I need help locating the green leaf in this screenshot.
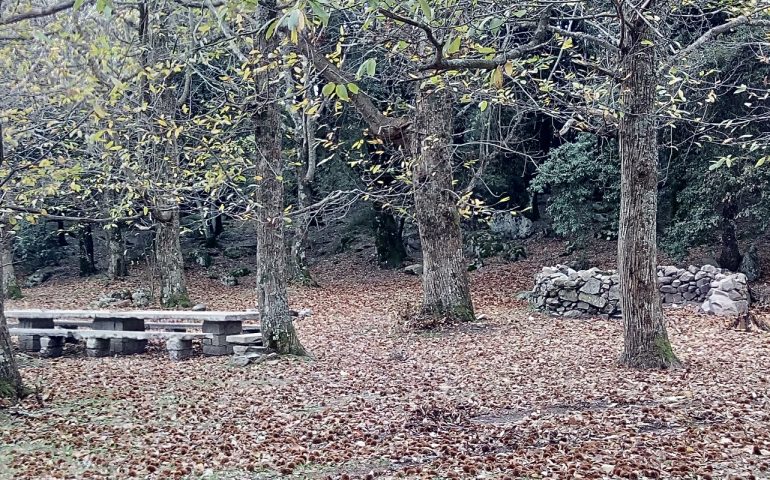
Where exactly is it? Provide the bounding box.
[734,84,747,94]
[335,83,349,101]
[756,156,767,167]
[445,35,461,55]
[265,18,280,39]
[479,100,488,112]
[417,0,432,21]
[356,58,376,79]
[74,0,86,11]
[308,0,330,26]
[322,82,336,96]
[347,83,360,95]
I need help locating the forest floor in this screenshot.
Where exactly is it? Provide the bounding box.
[2,243,770,479]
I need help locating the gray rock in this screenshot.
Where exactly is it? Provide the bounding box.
[404,264,423,276]
[660,285,678,294]
[220,274,238,287]
[578,292,607,308]
[563,310,584,318]
[580,278,602,295]
[701,264,718,274]
[132,289,151,307]
[193,250,212,268]
[687,265,699,274]
[680,272,695,283]
[663,266,679,276]
[26,268,53,288]
[664,293,684,304]
[230,355,252,367]
[488,212,534,239]
[683,292,697,301]
[558,289,578,302]
[658,276,673,285]
[739,245,761,282]
[608,285,620,301]
[718,277,738,292]
[192,303,207,311]
[701,290,749,316]
[671,280,681,288]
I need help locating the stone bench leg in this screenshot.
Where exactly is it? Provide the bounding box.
[39,337,64,358]
[93,318,146,355]
[18,318,54,352]
[166,338,193,361]
[201,321,241,356]
[86,338,110,358]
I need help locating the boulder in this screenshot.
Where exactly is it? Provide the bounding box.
[220,274,238,287]
[193,250,213,268]
[132,289,151,307]
[230,267,251,278]
[26,268,53,288]
[739,245,761,282]
[701,290,749,316]
[488,211,533,239]
[192,303,207,311]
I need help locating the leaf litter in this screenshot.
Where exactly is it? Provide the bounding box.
[1,253,769,479]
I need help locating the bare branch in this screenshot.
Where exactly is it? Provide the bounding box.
[0,0,75,26]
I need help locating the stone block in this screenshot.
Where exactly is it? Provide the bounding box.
[233,345,268,355]
[39,337,64,358]
[203,344,231,356]
[660,285,678,294]
[558,289,578,302]
[658,276,673,285]
[86,338,110,358]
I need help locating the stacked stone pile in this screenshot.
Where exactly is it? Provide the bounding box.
[531,264,749,317]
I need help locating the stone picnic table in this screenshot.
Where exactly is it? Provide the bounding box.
[5,309,259,356]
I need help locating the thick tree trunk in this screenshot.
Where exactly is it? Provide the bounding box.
[0,250,23,404]
[411,87,475,322]
[719,199,741,271]
[373,203,407,269]
[155,207,190,307]
[106,224,128,279]
[0,126,24,404]
[79,224,97,276]
[253,0,307,356]
[1,227,21,299]
[617,7,680,369]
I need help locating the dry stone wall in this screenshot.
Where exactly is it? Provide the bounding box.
[530,264,749,317]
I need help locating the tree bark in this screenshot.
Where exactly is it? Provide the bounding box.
[0,237,23,404]
[1,227,21,299]
[373,202,407,269]
[106,224,128,280]
[411,86,475,322]
[288,103,318,287]
[78,224,97,276]
[617,5,680,369]
[155,207,190,307]
[254,0,307,355]
[719,198,741,271]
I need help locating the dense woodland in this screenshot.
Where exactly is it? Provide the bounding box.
[1,0,770,476]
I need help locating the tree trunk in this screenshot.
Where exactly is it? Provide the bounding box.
[289,111,318,287]
[411,86,475,322]
[155,207,190,307]
[253,0,307,355]
[56,220,67,246]
[0,239,23,404]
[1,227,21,299]
[719,199,741,271]
[0,124,24,404]
[106,224,128,280]
[617,6,680,369]
[373,202,407,269]
[79,224,97,276]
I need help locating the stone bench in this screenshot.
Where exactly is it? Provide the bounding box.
[5,309,259,356]
[8,328,213,361]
